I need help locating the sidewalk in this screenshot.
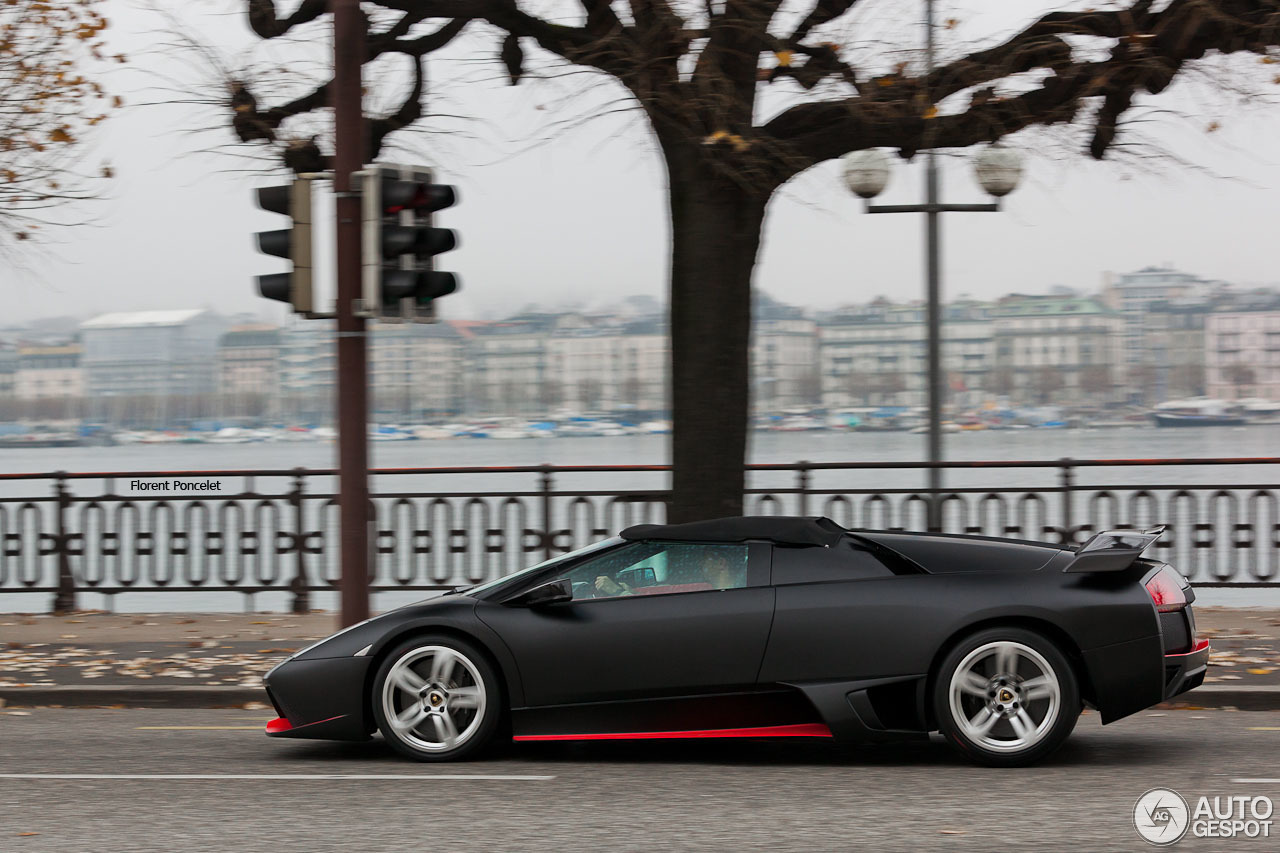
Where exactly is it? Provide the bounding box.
[1,608,1278,709]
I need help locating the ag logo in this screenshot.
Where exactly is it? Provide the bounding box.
[1134,788,1190,845]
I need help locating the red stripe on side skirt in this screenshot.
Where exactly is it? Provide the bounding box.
[513,723,833,742]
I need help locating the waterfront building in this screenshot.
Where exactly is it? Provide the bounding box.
[818,299,994,409]
[80,310,227,399]
[1205,309,1280,402]
[15,344,83,399]
[279,320,335,423]
[1102,266,1215,375]
[990,295,1124,406]
[369,321,465,419]
[752,298,819,412]
[612,316,668,415]
[465,314,556,416]
[1141,300,1210,402]
[0,344,15,400]
[217,325,280,415]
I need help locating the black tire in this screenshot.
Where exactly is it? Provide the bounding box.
[372,634,503,762]
[933,626,1081,767]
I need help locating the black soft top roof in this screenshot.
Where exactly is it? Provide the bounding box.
[620,516,846,547]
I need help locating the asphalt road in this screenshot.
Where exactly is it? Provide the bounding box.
[2,709,1279,852]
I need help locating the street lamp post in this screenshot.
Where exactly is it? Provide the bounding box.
[841,7,1023,531]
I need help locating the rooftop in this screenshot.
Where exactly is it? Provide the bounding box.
[81,310,207,329]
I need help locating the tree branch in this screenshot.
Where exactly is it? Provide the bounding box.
[762,0,1280,180]
[247,0,327,39]
[788,0,862,46]
[371,57,425,156]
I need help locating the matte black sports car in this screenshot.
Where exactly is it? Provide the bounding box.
[263,516,1208,766]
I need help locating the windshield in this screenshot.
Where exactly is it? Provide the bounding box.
[463,536,624,598]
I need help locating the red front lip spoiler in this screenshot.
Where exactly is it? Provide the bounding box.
[265,715,346,736]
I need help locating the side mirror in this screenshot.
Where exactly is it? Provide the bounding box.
[505,579,572,608]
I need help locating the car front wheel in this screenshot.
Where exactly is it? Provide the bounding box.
[934,627,1081,767]
[372,635,502,761]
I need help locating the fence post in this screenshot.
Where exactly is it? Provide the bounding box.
[1059,458,1075,546]
[540,464,554,562]
[51,471,76,614]
[796,461,811,517]
[288,468,311,613]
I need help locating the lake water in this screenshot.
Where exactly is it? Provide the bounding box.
[1,425,1277,611]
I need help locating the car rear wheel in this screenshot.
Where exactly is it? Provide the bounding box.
[934,627,1081,767]
[372,635,502,761]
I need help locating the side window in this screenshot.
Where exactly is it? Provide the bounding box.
[772,541,893,585]
[554,542,751,601]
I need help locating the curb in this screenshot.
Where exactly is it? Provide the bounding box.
[0,685,268,708]
[2,684,1278,711]
[1155,686,1280,712]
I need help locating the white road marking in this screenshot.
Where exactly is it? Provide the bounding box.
[136,726,264,731]
[0,773,554,781]
[1230,779,1280,784]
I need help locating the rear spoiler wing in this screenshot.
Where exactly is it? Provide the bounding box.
[1063,526,1165,573]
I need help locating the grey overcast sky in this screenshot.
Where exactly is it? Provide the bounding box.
[6,0,1280,326]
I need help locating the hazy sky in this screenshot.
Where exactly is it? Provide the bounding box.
[6,0,1280,326]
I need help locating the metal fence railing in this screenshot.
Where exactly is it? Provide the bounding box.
[1,457,1276,612]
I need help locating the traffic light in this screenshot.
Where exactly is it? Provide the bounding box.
[361,165,460,322]
[254,179,313,314]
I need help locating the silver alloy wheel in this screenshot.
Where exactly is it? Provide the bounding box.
[947,640,1062,754]
[380,645,487,753]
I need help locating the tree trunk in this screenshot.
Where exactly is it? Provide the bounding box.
[662,142,768,523]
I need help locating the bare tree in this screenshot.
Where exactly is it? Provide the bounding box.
[1170,361,1206,397]
[538,377,563,411]
[224,1,1280,521]
[0,1,119,244]
[619,374,643,410]
[1224,363,1257,398]
[842,371,872,407]
[1032,365,1065,405]
[577,377,604,412]
[796,366,823,408]
[989,367,1016,400]
[1127,362,1158,406]
[1079,364,1114,401]
[875,371,906,405]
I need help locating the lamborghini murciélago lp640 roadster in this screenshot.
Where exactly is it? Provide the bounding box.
[263,516,1209,766]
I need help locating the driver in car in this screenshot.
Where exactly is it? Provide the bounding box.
[594,550,739,596]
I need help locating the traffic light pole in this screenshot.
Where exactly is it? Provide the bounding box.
[333,0,370,627]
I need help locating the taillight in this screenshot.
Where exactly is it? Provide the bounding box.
[1146,565,1188,612]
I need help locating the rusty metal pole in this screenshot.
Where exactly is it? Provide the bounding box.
[333,0,370,627]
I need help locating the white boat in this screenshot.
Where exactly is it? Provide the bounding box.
[411,425,455,440]
[206,427,258,444]
[489,426,534,440]
[775,416,825,432]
